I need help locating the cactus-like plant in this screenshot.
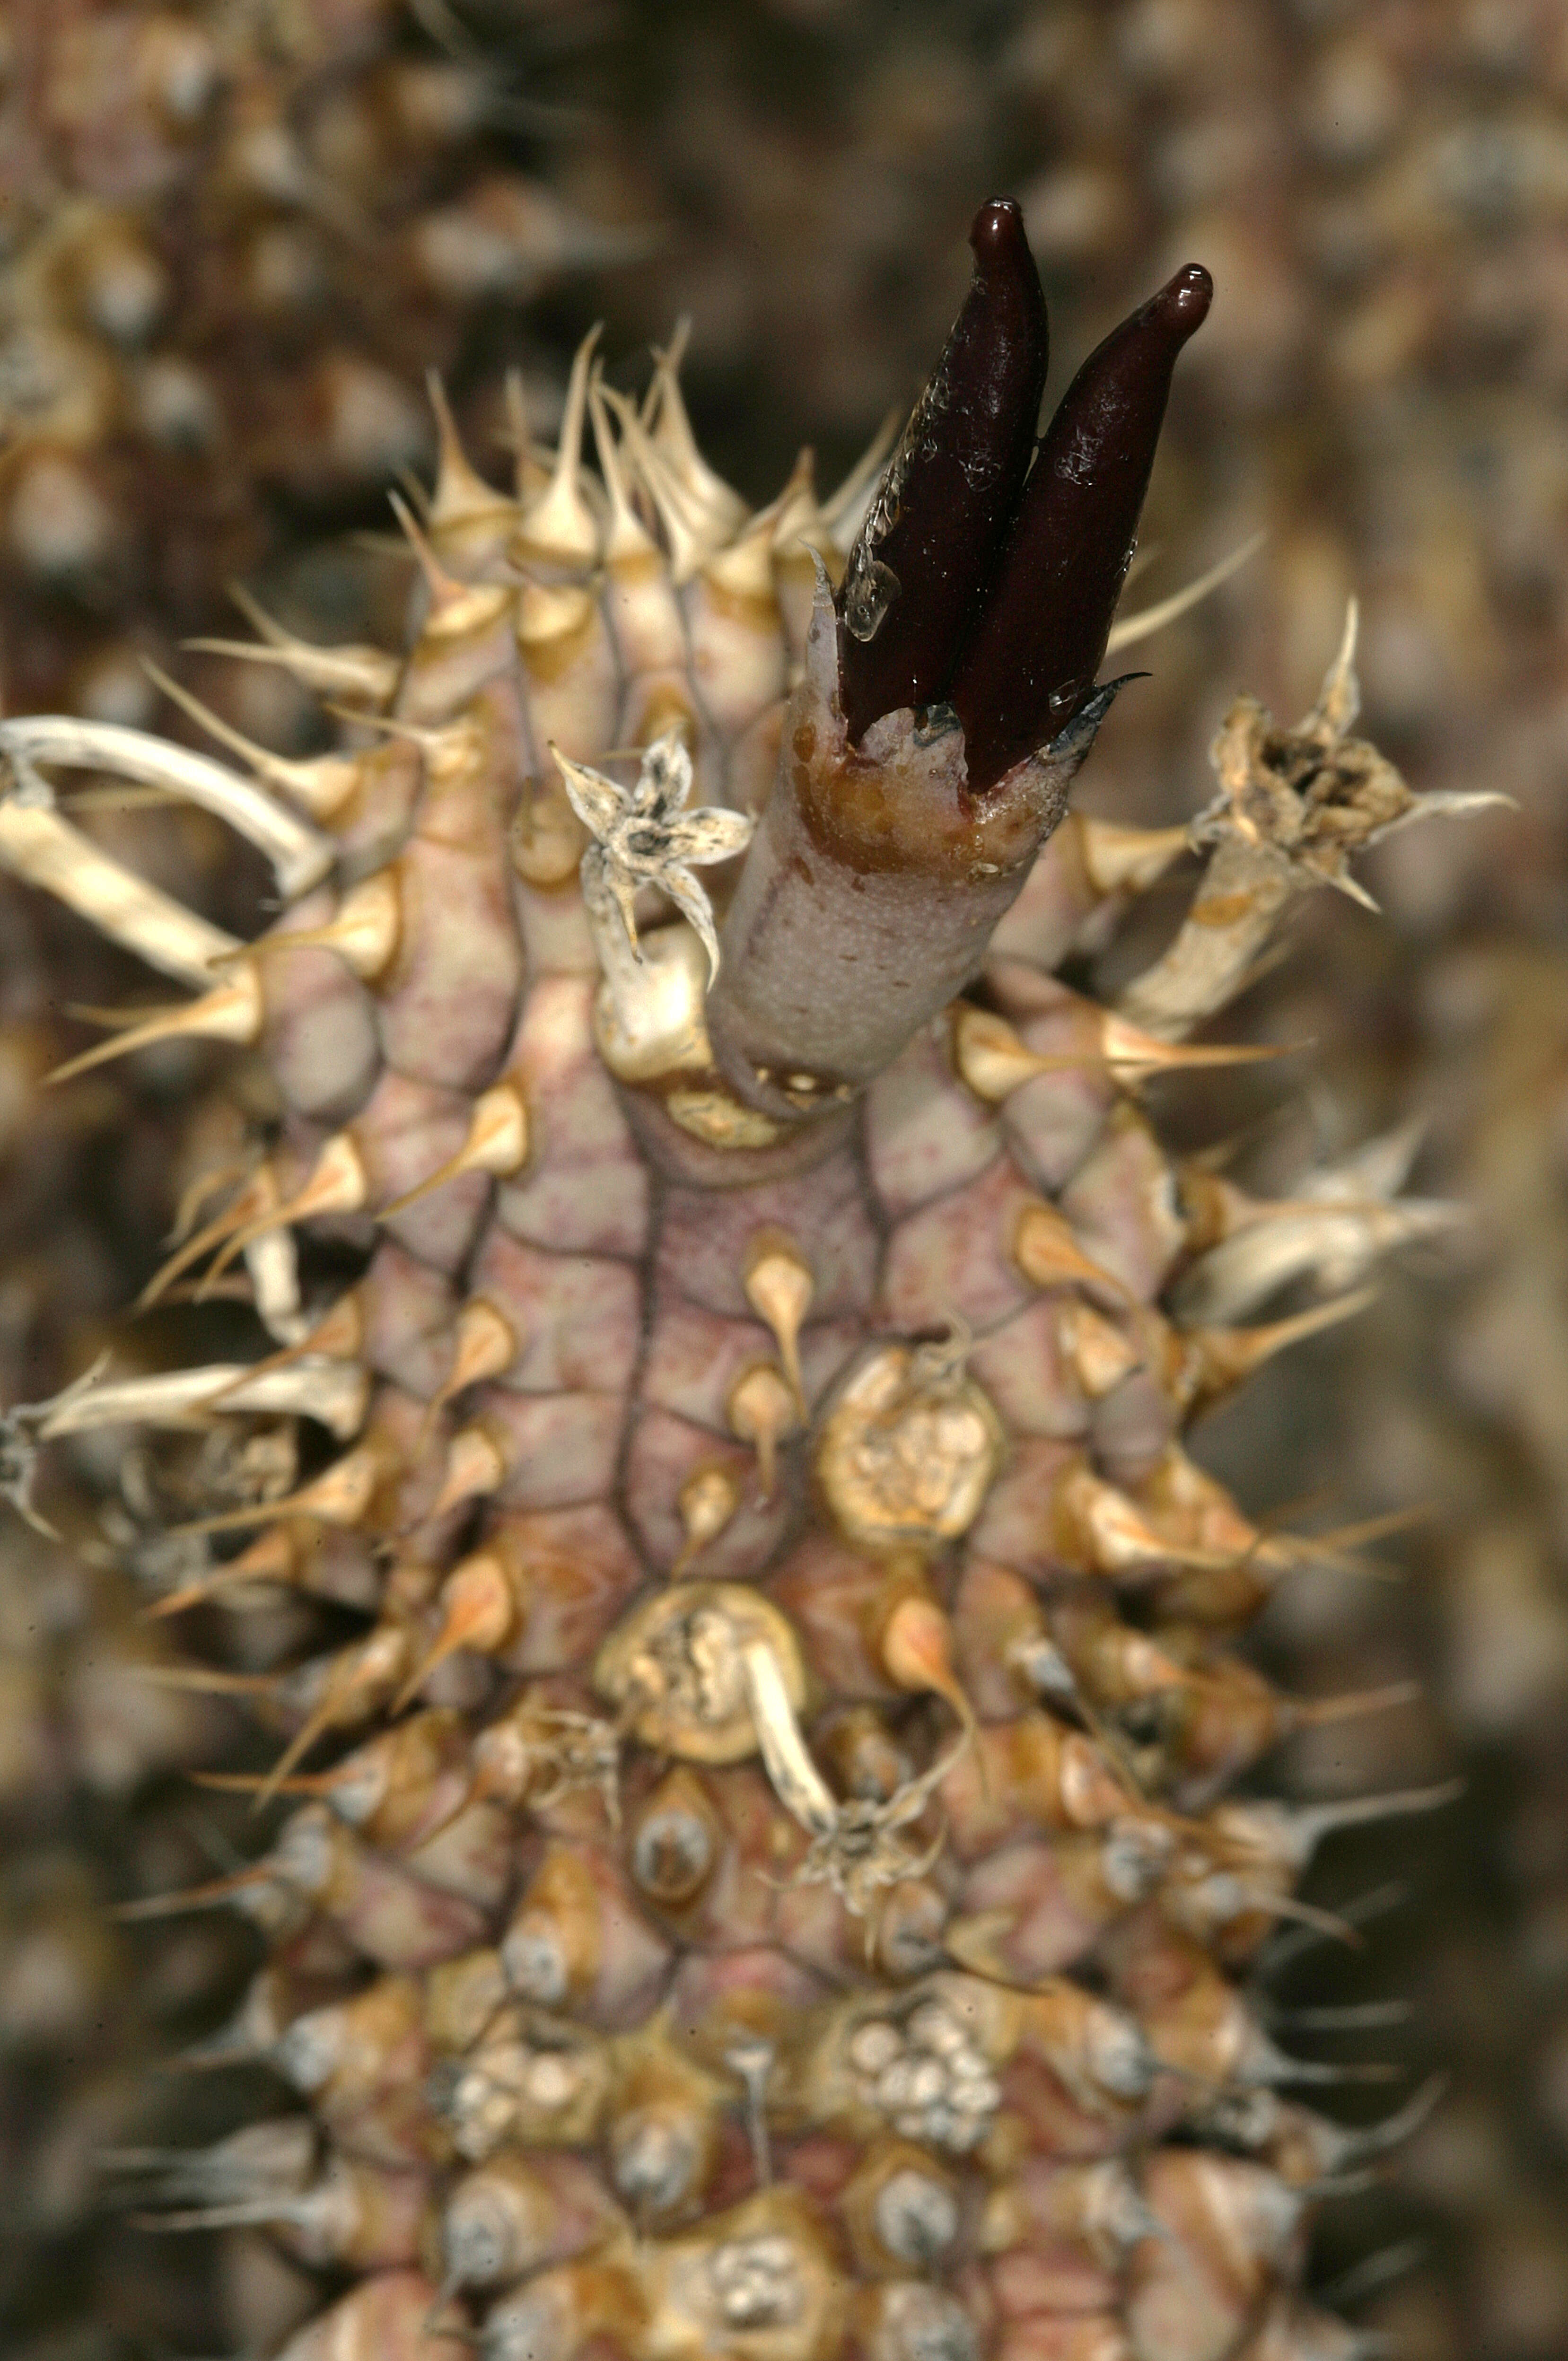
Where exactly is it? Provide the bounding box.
[0,201,1495,2361]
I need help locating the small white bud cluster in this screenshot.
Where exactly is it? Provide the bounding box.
[847,2001,1001,2152]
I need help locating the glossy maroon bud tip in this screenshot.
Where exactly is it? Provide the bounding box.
[950,261,1213,793]
[1162,262,1214,330]
[837,196,1049,743]
[969,197,1029,266]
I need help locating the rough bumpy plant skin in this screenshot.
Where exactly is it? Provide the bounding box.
[593,15,1568,2348]
[0,205,1488,2361]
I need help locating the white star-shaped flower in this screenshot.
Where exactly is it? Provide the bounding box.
[551,732,753,987]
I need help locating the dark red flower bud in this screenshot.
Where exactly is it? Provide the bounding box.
[950,263,1212,793]
[837,198,1049,743]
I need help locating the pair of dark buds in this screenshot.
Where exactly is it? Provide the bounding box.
[836,196,1211,793]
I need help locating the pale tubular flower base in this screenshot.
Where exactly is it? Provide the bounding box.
[705,566,1118,1121]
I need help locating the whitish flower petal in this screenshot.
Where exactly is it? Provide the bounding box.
[640,732,695,817]
[552,745,627,845]
[663,866,725,983]
[670,806,755,869]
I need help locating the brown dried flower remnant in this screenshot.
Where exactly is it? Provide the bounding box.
[1122,603,1509,1039]
[556,733,753,1014]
